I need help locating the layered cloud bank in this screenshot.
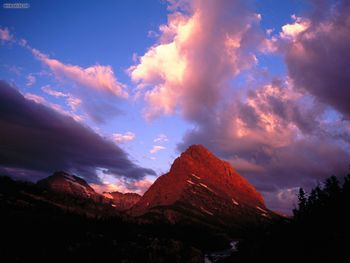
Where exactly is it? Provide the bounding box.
[0,81,155,183]
[131,0,350,213]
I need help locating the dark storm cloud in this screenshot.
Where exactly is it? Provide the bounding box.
[283,0,350,118]
[0,81,155,182]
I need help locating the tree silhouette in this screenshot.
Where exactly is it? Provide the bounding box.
[294,187,307,218]
[234,170,350,262]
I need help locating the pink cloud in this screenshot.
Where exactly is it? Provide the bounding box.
[91,177,155,195]
[41,85,67,97]
[129,0,263,120]
[133,177,154,193]
[91,182,130,194]
[280,15,310,41]
[32,48,128,98]
[149,145,166,154]
[112,132,136,143]
[24,93,46,104]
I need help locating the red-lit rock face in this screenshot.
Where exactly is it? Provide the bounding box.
[131,145,272,225]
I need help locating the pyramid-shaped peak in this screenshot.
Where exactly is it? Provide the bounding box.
[182,144,215,158]
[131,144,268,218]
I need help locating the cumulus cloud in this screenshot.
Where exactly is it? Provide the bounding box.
[0,81,155,183]
[280,15,310,41]
[150,145,166,154]
[178,79,350,213]
[129,0,264,120]
[32,48,128,98]
[281,0,350,118]
[113,132,136,143]
[131,0,350,213]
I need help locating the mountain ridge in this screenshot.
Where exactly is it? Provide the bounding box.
[37,171,97,199]
[130,144,276,230]
[4,145,278,230]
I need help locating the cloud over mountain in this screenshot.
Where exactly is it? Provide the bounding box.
[0,81,155,183]
[132,0,350,213]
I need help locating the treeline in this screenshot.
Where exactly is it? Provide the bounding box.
[229,172,350,262]
[294,175,350,220]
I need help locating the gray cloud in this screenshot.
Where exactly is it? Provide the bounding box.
[283,0,350,118]
[0,81,155,183]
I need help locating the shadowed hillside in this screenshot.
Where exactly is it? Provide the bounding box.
[227,172,350,262]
